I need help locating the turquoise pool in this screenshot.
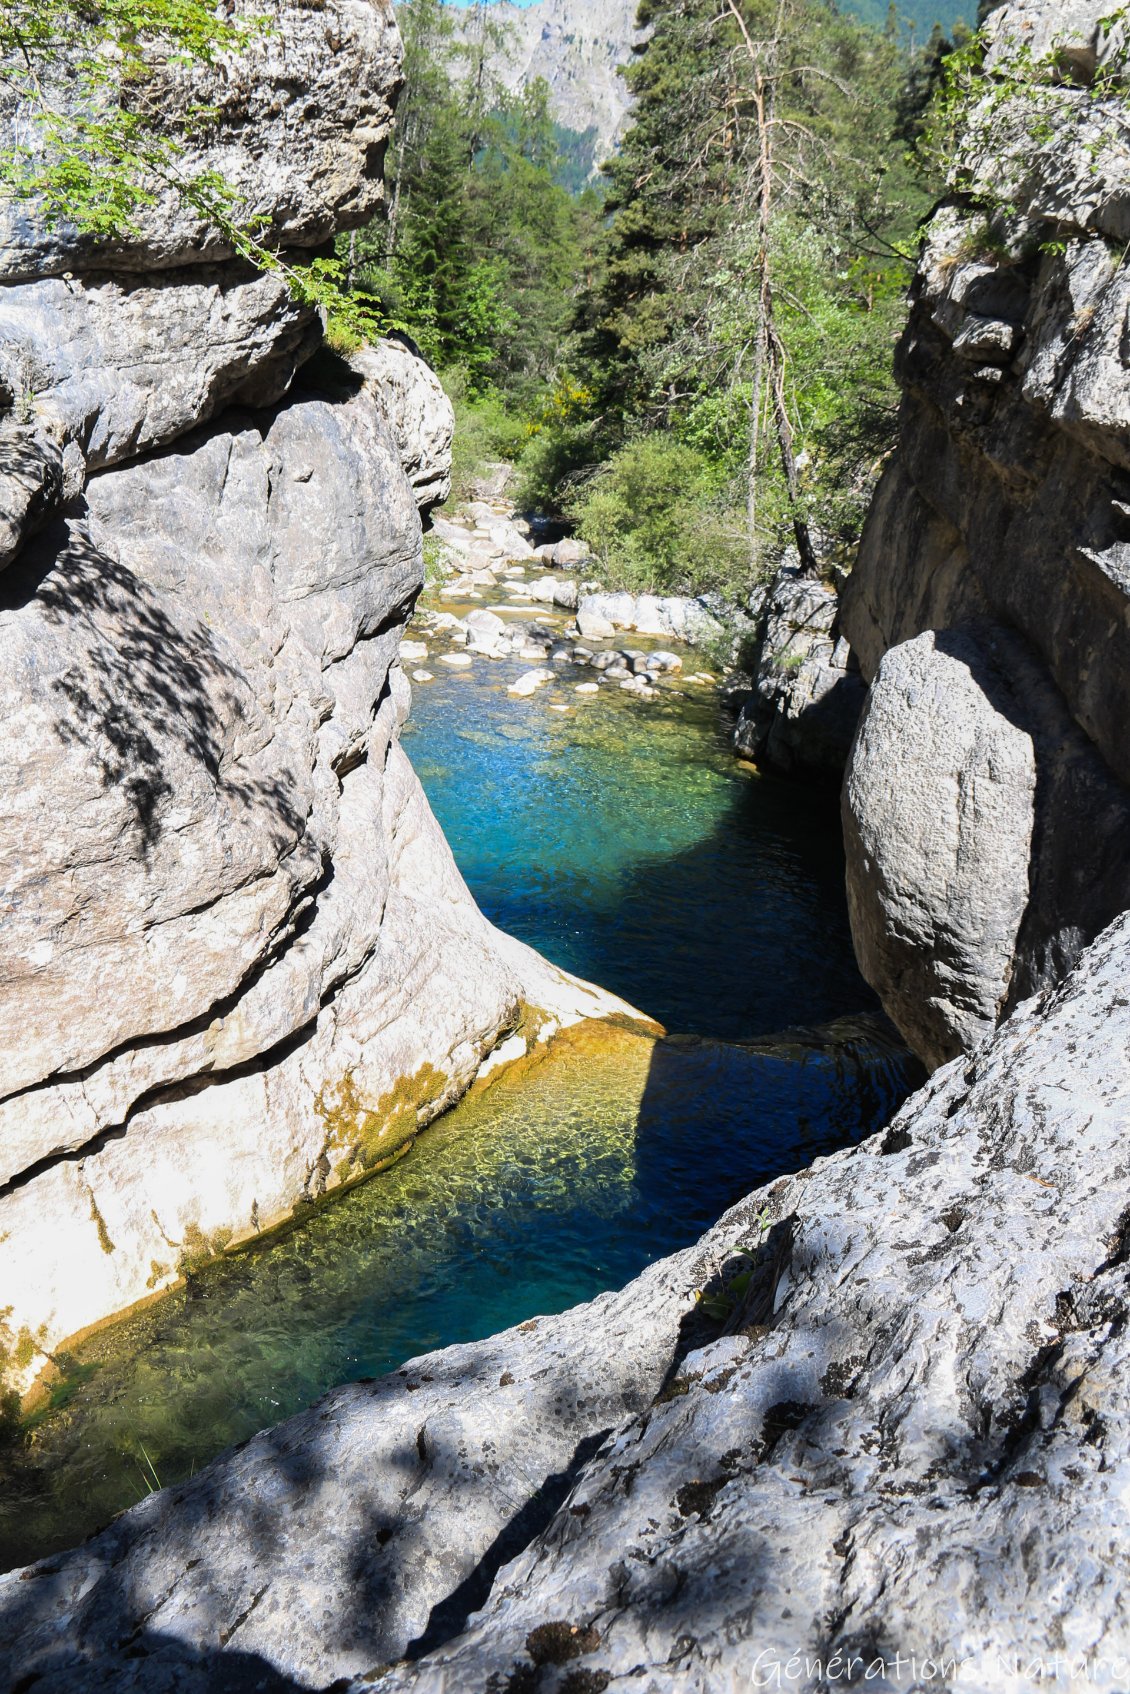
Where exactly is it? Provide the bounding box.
[0,611,917,1571]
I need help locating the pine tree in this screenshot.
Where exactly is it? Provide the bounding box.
[572,0,938,577]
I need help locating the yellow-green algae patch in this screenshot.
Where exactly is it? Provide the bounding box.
[87,1189,115,1256]
[315,1061,452,1185]
[177,1222,233,1277]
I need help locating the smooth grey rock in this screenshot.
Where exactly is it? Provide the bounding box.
[8,911,1130,1692]
[843,630,1036,1067]
[549,536,591,567]
[352,336,454,509]
[0,264,316,474]
[0,0,401,279]
[464,607,509,655]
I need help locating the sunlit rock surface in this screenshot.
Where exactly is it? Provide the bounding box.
[5,911,1129,1693]
[0,0,637,1398]
[841,0,1130,1063]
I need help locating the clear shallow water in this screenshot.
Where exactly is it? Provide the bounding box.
[0,611,919,1572]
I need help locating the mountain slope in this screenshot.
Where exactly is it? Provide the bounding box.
[444,0,975,172]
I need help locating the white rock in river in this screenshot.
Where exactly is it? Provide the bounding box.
[439,651,474,668]
[526,575,580,611]
[577,605,616,639]
[550,536,591,566]
[508,668,553,697]
[399,639,429,661]
[488,521,535,559]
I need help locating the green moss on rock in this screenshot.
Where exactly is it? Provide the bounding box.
[316,1062,450,1184]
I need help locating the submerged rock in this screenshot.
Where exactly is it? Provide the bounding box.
[507,667,553,697]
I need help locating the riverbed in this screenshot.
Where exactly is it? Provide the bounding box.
[0,575,917,1572]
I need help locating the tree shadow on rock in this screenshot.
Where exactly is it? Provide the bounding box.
[4,516,306,861]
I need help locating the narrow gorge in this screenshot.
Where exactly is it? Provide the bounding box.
[2,0,1130,1689]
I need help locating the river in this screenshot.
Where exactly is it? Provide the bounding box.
[0,579,918,1572]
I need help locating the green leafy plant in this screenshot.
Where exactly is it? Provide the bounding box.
[918,6,1130,233]
[569,437,748,596]
[0,0,391,341]
[696,1208,772,1323]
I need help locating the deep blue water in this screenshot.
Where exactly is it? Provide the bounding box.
[402,649,866,1038]
[0,614,917,1572]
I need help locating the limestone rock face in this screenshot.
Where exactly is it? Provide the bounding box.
[0,368,635,1397]
[352,336,455,509]
[840,0,1130,1060]
[733,563,865,777]
[0,266,317,479]
[7,911,1130,1692]
[0,0,401,280]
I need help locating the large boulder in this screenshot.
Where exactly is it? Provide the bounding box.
[351,335,454,509]
[842,631,1036,1066]
[6,909,1130,1691]
[574,590,726,644]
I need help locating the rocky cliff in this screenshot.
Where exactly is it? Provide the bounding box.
[840,0,1130,1068]
[0,0,637,1404]
[448,0,641,169]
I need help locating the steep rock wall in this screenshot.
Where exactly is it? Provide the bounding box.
[841,0,1130,1067]
[0,0,638,1400]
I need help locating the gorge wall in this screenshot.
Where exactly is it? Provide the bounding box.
[0,0,635,1403]
[839,0,1130,1067]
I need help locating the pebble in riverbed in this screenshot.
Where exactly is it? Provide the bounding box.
[412,670,434,683]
